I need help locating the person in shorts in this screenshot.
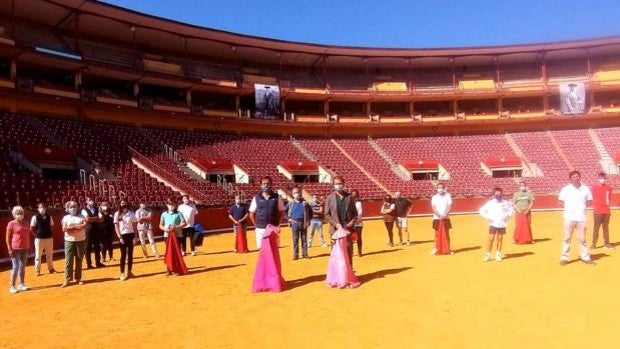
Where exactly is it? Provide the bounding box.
[479,187,514,262]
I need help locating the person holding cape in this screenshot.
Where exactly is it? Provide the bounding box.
[159,197,188,276]
[512,181,534,244]
[251,224,284,293]
[430,183,453,255]
[326,227,360,289]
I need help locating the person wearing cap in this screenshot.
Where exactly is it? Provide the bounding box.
[590,172,614,249]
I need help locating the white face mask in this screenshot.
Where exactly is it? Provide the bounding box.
[598,178,606,184]
[38,208,46,215]
[15,214,24,221]
[235,199,241,205]
[182,199,189,204]
[520,186,526,192]
[334,184,344,191]
[101,206,108,211]
[437,188,445,194]
[87,200,94,207]
[69,208,78,215]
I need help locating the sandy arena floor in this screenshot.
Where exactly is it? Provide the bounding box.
[1,211,619,348]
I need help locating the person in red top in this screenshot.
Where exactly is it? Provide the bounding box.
[5,206,31,294]
[590,172,614,249]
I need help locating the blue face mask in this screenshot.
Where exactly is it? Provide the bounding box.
[261,184,271,192]
[495,194,503,201]
[69,208,78,215]
[334,184,344,191]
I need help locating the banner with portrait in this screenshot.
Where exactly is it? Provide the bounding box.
[559,82,585,115]
[254,84,280,119]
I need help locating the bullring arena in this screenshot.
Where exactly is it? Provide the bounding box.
[2,1,620,348]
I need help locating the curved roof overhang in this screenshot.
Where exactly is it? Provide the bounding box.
[3,0,620,68]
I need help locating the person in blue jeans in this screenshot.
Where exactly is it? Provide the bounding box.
[308,195,328,248]
[285,187,312,260]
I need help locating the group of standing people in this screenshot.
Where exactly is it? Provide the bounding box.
[3,170,615,294]
[4,194,200,293]
[250,175,362,292]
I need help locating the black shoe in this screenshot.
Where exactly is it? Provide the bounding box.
[292,256,298,260]
[303,255,310,259]
[96,263,105,268]
[86,264,93,269]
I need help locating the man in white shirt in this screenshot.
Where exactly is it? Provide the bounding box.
[479,187,514,262]
[431,183,453,255]
[558,170,595,266]
[178,195,199,256]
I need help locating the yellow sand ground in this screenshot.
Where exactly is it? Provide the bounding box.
[1,211,619,349]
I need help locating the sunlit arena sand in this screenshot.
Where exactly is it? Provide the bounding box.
[1,211,618,348]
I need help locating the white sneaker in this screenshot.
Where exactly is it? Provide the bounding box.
[16,284,28,291]
[191,251,196,256]
[430,248,438,255]
[495,252,503,262]
[8,286,18,294]
[182,251,186,256]
[119,273,126,281]
[483,252,491,262]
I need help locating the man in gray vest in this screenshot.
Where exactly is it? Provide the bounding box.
[249,176,284,249]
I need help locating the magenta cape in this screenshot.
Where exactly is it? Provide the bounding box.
[326,228,360,289]
[513,213,533,244]
[164,233,188,275]
[252,224,285,293]
[435,220,451,255]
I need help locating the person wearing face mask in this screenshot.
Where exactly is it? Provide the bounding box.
[228,195,249,253]
[324,176,358,267]
[479,188,514,262]
[249,176,285,249]
[159,197,187,275]
[60,201,87,287]
[558,170,595,266]
[350,190,364,257]
[307,195,327,248]
[5,206,31,293]
[393,191,413,246]
[380,195,396,246]
[178,195,199,256]
[136,202,159,258]
[82,197,104,269]
[99,201,115,263]
[512,181,534,244]
[284,187,312,260]
[590,172,613,250]
[114,200,138,281]
[430,183,453,255]
[30,202,56,276]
